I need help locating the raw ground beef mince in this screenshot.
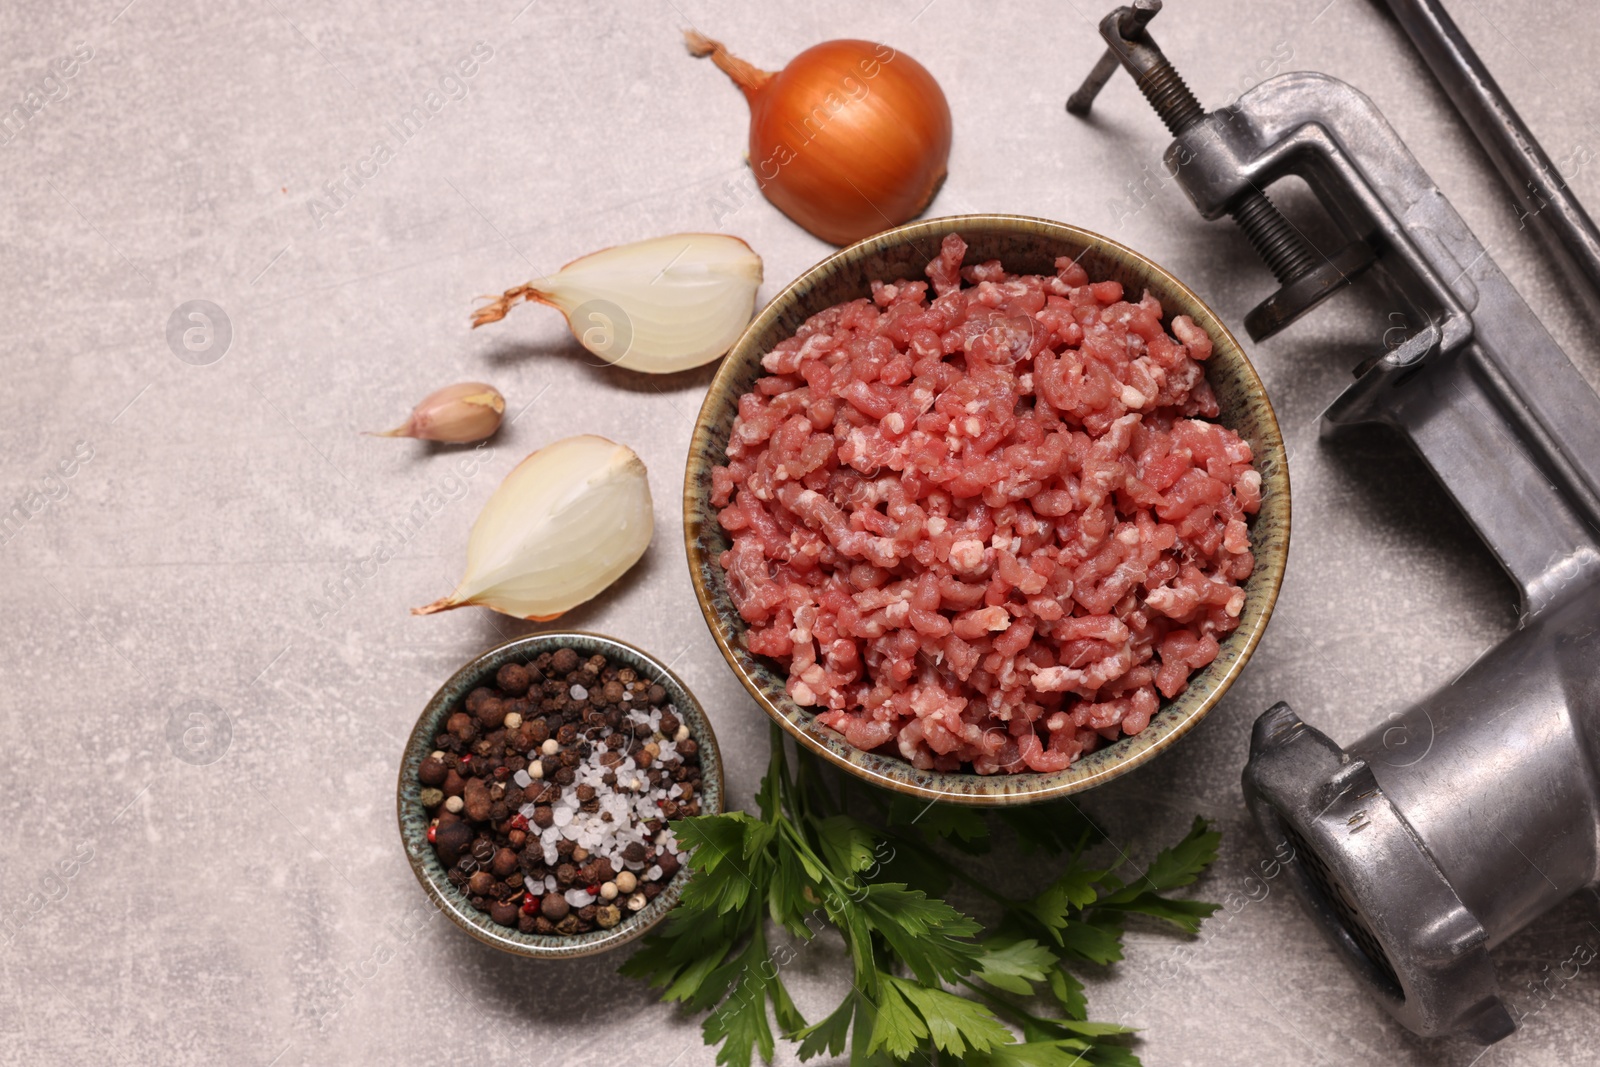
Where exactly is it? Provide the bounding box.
[711,234,1261,774]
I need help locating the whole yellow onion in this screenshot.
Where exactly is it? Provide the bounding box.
[687,31,953,246]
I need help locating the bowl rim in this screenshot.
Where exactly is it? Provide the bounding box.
[396,630,726,959]
[683,212,1288,805]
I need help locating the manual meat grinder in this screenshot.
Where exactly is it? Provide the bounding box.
[1069,0,1600,1044]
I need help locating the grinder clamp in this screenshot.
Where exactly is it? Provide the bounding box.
[1070,0,1600,1044]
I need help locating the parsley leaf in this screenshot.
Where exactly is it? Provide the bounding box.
[624,725,1222,1066]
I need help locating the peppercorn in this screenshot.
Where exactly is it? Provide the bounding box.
[556,863,578,887]
[657,851,681,879]
[471,838,495,864]
[554,766,576,786]
[443,795,464,815]
[556,723,577,745]
[447,712,478,743]
[595,904,622,928]
[577,903,598,923]
[434,819,473,866]
[507,829,528,849]
[477,698,508,730]
[532,805,553,829]
[462,778,492,821]
[642,882,662,901]
[503,712,523,731]
[489,899,519,925]
[496,662,532,695]
[550,648,579,674]
[614,870,638,894]
[648,683,667,705]
[533,916,556,935]
[626,892,647,912]
[541,893,570,921]
[517,912,538,934]
[466,687,496,714]
[623,842,646,865]
[555,913,582,936]
[468,870,496,896]
[601,680,625,704]
[442,769,467,798]
[418,756,449,787]
[679,739,698,756]
[658,711,680,738]
[419,788,444,810]
[556,838,577,859]
[490,847,519,878]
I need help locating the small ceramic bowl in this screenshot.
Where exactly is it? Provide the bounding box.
[397,631,725,958]
[684,214,1288,806]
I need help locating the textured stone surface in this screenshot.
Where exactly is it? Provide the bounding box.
[2,1,1596,1064]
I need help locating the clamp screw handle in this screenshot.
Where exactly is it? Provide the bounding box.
[1068,1,1373,340]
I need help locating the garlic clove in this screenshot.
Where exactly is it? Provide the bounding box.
[471,233,762,374]
[412,435,654,620]
[371,382,505,444]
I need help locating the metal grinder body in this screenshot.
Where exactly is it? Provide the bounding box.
[1070,1,1600,1044]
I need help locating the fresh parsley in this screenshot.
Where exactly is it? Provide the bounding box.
[621,724,1221,1065]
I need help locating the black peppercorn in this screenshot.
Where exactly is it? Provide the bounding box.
[496,663,532,695]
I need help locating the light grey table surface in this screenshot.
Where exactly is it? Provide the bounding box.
[4,0,1597,1063]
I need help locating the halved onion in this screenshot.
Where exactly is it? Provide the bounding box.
[413,435,654,620]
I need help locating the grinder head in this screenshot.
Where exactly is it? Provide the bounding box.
[1243,703,1515,1043]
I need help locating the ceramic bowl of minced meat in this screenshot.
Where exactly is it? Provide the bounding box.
[685,214,1288,804]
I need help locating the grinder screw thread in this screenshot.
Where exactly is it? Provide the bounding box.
[1130,46,1321,288]
[1229,190,1322,284]
[1134,60,1206,136]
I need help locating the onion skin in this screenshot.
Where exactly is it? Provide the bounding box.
[689,33,952,246]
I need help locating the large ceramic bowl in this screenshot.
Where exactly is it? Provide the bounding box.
[397,631,725,958]
[684,214,1288,805]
